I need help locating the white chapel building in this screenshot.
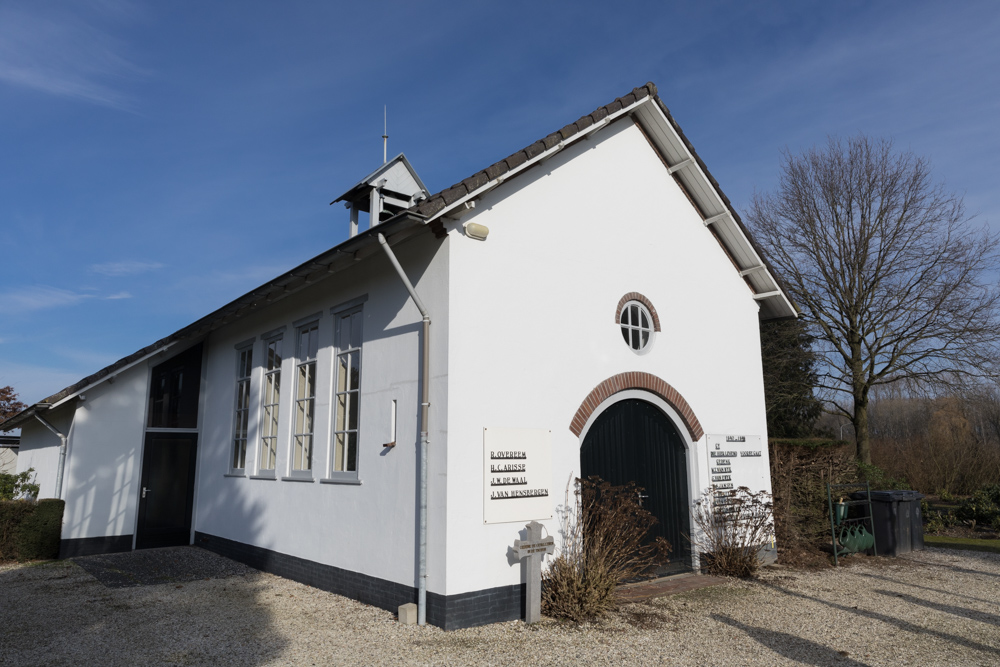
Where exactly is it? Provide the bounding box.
[3,83,794,629]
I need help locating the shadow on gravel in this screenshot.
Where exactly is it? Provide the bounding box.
[872,589,1000,627]
[757,580,1000,659]
[854,572,996,606]
[0,550,289,666]
[903,553,1000,579]
[711,614,872,666]
[73,545,250,588]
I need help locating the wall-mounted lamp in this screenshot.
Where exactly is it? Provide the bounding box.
[464,222,490,241]
[383,398,397,447]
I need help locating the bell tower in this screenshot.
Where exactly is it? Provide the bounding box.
[331,154,429,237]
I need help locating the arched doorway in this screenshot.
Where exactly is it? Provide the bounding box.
[580,398,692,574]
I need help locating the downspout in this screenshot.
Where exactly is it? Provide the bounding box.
[34,410,68,500]
[377,232,431,626]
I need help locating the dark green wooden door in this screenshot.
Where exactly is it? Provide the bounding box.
[580,399,691,573]
[136,433,198,549]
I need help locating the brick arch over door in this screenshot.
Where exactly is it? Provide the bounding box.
[569,372,704,441]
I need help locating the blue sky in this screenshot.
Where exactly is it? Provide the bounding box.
[1,0,998,405]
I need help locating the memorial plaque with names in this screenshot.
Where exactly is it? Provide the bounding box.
[705,435,767,511]
[483,428,552,524]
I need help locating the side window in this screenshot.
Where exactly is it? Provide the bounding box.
[331,307,362,476]
[230,343,253,473]
[291,322,319,475]
[148,343,203,429]
[258,336,282,473]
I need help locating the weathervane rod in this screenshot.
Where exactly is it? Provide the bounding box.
[382,105,388,164]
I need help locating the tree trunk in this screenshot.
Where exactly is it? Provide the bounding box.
[849,337,871,464]
[854,399,871,464]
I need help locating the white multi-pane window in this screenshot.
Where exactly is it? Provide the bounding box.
[231,345,253,471]
[620,301,654,353]
[259,336,282,473]
[332,307,363,475]
[292,322,319,473]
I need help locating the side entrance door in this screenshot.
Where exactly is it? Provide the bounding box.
[135,432,198,549]
[580,398,691,574]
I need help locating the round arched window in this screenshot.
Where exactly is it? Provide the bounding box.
[619,301,653,352]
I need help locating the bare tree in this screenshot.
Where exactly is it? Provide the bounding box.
[748,135,1000,464]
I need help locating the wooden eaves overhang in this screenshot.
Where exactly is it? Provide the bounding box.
[0,213,427,432]
[411,82,797,322]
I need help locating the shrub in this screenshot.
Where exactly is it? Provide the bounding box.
[955,485,1000,528]
[0,468,39,501]
[0,498,64,562]
[16,499,64,561]
[542,477,671,622]
[0,500,34,561]
[924,512,945,534]
[856,462,909,490]
[692,487,775,578]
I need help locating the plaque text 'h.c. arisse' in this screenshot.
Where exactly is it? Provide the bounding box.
[483,428,552,524]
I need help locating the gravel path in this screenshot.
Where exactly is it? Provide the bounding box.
[2,547,998,666]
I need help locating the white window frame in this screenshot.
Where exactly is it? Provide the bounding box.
[228,338,255,475]
[286,314,321,480]
[619,300,655,355]
[324,295,366,484]
[255,327,285,479]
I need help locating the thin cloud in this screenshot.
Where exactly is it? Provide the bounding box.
[0,286,94,314]
[0,360,86,406]
[90,260,165,276]
[0,5,144,110]
[104,291,132,300]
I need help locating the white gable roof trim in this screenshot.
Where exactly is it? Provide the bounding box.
[634,98,796,320]
[423,106,630,224]
[412,82,796,321]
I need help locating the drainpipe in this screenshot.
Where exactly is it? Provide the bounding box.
[34,410,68,500]
[377,232,431,626]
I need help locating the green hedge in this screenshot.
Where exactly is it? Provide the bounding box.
[0,499,65,562]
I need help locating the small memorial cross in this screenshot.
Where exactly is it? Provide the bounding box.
[512,520,555,623]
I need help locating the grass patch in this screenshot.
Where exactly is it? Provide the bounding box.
[925,535,1000,553]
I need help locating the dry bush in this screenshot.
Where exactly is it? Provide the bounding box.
[768,439,857,555]
[692,487,775,578]
[542,477,671,622]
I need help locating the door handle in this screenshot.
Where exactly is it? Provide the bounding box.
[638,492,649,507]
[142,487,151,499]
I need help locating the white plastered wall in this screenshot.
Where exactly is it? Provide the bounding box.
[14,360,149,541]
[444,117,770,595]
[61,362,148,540]
[195,231,450,594]
[16,419,64,500]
